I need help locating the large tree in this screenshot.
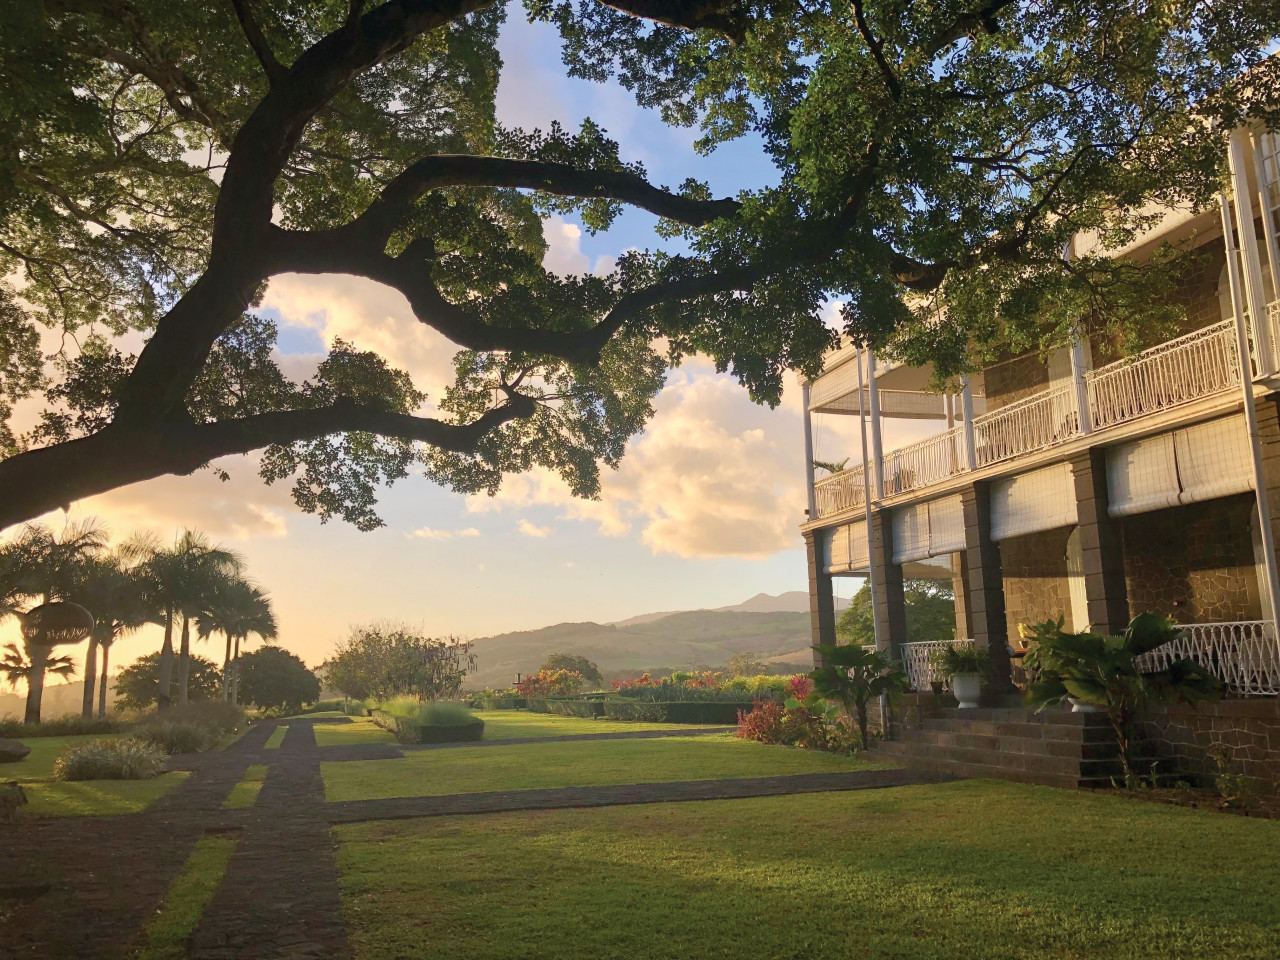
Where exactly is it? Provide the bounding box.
[0,1,1277,530]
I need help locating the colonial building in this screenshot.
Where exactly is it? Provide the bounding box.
[800,123,1280,785]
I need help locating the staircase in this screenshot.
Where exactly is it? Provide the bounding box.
[877,705,1125,789]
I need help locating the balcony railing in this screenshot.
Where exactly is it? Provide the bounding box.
[900,639,974,691]
[810,312,1257,520]
[1135,621,1280,696]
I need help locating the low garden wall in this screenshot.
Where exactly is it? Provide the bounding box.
[1137,699,1280,783]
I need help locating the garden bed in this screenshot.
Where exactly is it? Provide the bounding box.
[372,708,484,744]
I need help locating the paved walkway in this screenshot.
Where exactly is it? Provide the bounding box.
[0,718,952,959]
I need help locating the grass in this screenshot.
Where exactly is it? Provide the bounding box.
[322,734,893,802]
[263,726,287,749]
[8,734,189,817]
[313,718,396,747]
[133,832,240,960]
[223,764,268,809]
[335,780,1280,960]
[469,709,723,740]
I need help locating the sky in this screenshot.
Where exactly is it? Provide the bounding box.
[2,10,941,682]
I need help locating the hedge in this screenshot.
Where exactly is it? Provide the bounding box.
[525,697,605,718]
[477,695,526,710]
[371,709,485,744]
[342,699,370,717]
[602,700,752,725]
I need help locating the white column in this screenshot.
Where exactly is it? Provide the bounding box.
[1228,128,1275,375]
[866,348,885,499]
[802,382,817,520]
[1252,128,1280,304]
[961,375,978,470]
[1219,189,1280,630]
[854,346,881,648]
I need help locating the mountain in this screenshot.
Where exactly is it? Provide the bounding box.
[467,592,848,689]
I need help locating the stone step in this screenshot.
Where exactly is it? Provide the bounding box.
[878,751,1090,790]
[900,728,1120,760]
[913,717,1114,743]
[929,706,1108,725]
[886,740,1123,784]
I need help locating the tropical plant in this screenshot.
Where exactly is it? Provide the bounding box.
[811,458,849,475]
[114,652,222,711]
[809,644,911,748]
[236,646,320,715]
[322,623,475,703]
[1022,614,1225,781]
[930,643,988,681]
[195,577,277,703]
[71,553,154,719]
[1,642,76,721]
[52,737,167,781]
[124,530,243,710]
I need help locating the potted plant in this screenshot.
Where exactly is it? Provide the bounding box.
[931,643,987,709]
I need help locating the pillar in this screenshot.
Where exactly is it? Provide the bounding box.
[951,551,974,639]
[805,530,837,668]
[867,348,885,498]
[1068,449,1130,634]
[1253,396,1280,622]
[960,483,1013,691]
[1228,129,1275,374]
[868,508,907,654]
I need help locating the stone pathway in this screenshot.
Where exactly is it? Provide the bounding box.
[0,718,952,959]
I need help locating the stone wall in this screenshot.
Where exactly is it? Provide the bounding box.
[1137,699,1280,784]
[983,352,1050,410]
[999,526,1075,640]
[1121,494,1262,623]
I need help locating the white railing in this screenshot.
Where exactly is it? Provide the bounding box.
[883,426,965,497]
[900,639,975,692]
[1087,320,1239,431]
[1135,621,1280,696]
[813,464,867,518]
[972,385,1078,468]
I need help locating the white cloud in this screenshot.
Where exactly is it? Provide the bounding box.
[517,518,554,538]
[408,526,480,540]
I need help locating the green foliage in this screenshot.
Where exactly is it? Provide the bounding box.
[0,716,119,738]
[416,702,478,727]
[810,644,910,747]
[115,652,222,711]
[930,643,988,681]
[236,646,320,715]
[601,699,748,724]
[52,737,167,781]
[134,719,219,755]
[722,652,768,678]
[1023,613,1225,779]
[322,623,475,703]
[837,580,956,646]
[539,653,603,688]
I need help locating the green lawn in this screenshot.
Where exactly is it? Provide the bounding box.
[223,764,268,809]
[134,832,240,960]
[263,726,287,749]
[322,734,893,802]
[8,734,190,817]
[470,709,729,740]
[313,718,396,747]
[335,780,1280,960]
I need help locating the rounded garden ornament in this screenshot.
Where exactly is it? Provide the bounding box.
[20,602,95,647]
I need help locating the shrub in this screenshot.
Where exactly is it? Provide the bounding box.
[736,699,786,743]
[544,699,605,718]
[416,701,474,726]
[53,738,168,781]
[736,698,845,750]
[721,674,791,699]
[372,702,484,743]
[295,699,344,715]
[0,716,120,738]
[516,669,586,698]
[342,699,370,716]
[170,701,246,735]
[603,699,750,724]
[135,719,220,754]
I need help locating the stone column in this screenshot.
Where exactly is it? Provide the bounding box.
[805,530,837,668]
[1254,396,1280,617]
[1068,449,1130,634]
[868,509,907,654]
[960,483,1013,691]
[951,551,974,639]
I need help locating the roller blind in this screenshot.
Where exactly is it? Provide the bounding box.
[928,495,968,555]
[891,503,931,564]
[824,520,870,574]
[991,463,1078,541]
[1175,417,1253,504]
[848,519,870,569]
[1106,433,1180,517]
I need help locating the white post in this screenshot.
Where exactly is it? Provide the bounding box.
[802,382,817,520]
[1228,128,1275,375]
[961,375,978,470]
[1070,335,1092,435]
[854,346,881,649]
[866,348,885,499]
[1219,190,1280,632]
[1252,128,1280,304]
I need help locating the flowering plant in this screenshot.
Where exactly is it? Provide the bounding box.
[516,669,585,698]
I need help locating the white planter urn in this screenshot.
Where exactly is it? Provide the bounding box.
[1068,697,1101,714]
[952,673,983,709]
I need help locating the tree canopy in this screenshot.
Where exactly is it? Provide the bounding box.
[322,622,476,701]
[540,652,603,686]
[237,645,321,714]
[1,1,1277,528]
[115,651,222,710]
[837,578,956,646]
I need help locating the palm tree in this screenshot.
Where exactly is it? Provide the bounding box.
[72,554,154,719]
[197,578,277,703]
[0,520,108,723]
[125,530,242,710]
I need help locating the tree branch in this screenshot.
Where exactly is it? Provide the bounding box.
[923,0,1018,56]
[597,0,750,42]
[851,0,900,99]
[229,0,288,85]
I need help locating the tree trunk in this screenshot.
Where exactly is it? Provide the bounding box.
[23,644,49,725]
[221,632,233,702]
[98,641,112,720]
[81,635,99,720]
[157,607,175,711]
[231,634,242,706]
[178,615,191,706]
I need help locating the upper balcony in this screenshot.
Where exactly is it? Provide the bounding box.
[805,125,1280,525]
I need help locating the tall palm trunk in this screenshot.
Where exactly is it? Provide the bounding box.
[81,634,99,720]
[97,640,112,719]
[157,605,175,710]
[221,632,233,701]
[178,614,192,706]
[231,633,242,706]
[23,643,49,725]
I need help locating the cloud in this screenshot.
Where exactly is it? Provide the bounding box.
[541,216,618,278]
[408,526,480,540]
[517,519,554,538]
